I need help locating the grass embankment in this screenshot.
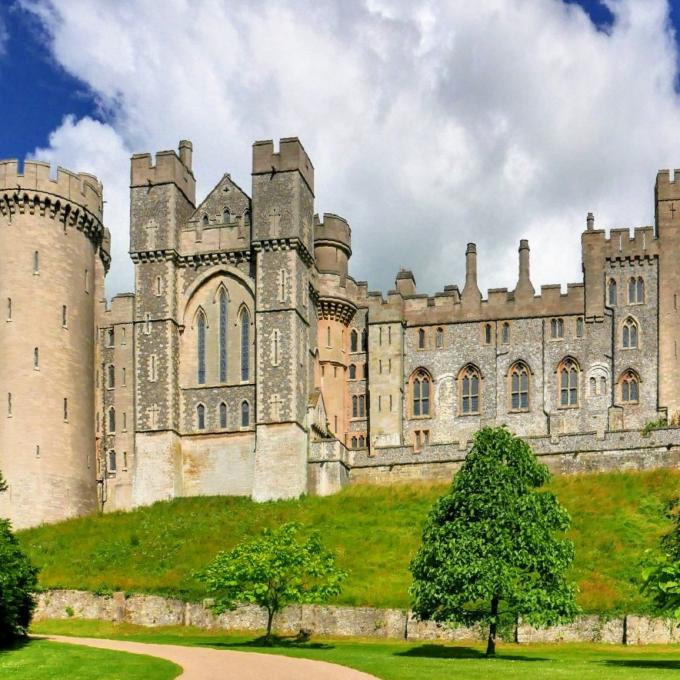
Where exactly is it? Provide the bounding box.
[0,638,179,679]
[32,619,680,680]
[18,469,680,614]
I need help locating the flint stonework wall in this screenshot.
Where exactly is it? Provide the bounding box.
[34,590,680,645]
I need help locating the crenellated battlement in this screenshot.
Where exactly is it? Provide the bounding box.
[130,141,195,205]
[314,213,352,254]
[0,159,103,219]
[252,137,314,193]
[603,226,658,260]
[655,168,680,201]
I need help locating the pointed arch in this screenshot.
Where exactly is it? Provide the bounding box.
[557,356,580,407]
[619,368,641,403]
[607,278,617,306]
[239,306,251,381]
[458,363,481,415]
[219,401,228,428]
[240,400,250,427]
[196,403,206,430]
[622,316,639,349]
[409,367,433,418]
[218,286,228,382]
[350,329,358,353]
[196,308,207,385]
[508,360,531,412]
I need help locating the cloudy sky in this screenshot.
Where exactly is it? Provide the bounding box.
[2,0,680,299]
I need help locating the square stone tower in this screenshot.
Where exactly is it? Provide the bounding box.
[251,138,315,500]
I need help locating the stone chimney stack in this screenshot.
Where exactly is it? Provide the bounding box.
[461,242,482,306]
[515,239,535,299]
[586,212,594,230]
[179,140,193,171]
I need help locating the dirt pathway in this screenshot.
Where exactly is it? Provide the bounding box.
[43,634,381,680]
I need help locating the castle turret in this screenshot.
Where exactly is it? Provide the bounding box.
[129,141,195,506]
[314,213,351,276]
[251,138,315,501]
[0,160,106,528]
[655,169,680,419]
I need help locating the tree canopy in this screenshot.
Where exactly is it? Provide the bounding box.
[0,470,39,646]
[410,426,579,656]
[641,498,680,619]
[197,522,347,641]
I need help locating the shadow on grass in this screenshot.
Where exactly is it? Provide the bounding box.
[604,659,680,671]
[398,644,548,662]
[198,632,335,651]
[0,636,31,655]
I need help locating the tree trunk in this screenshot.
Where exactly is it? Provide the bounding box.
[486,596,499,657]
[265,608,275,645]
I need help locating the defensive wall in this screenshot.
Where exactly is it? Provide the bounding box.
[308,426,680,493]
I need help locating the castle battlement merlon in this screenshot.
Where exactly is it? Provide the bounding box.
[603,226,658,260]
[252,137,314,194]
[130,140,195,205]
[0,159,103,219]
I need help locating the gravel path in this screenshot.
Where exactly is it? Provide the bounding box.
[43,634,381,680]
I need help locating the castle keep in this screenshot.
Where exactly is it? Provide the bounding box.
[1,137,680,528]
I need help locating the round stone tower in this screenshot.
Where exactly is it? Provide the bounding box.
[0,160,108,528]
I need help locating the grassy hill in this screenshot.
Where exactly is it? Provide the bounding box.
[17,469,680,614]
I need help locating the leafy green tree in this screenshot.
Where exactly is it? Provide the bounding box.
[197,522,347,643]
[410,426,579,656]
[0,471,39,646]
[641,499,680,619]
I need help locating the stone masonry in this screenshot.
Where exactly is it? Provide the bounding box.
[1,137,680,526]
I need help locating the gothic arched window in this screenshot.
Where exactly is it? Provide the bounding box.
[435,327,444,348]
[502,322,510,344]
[349,364,356,380]
[197,310,206,384]
[620,369,640,403]
[197,403,206,430]
[629,276,645,304]
[108,407,116,433]
[550,318,564,339]
[411,369,432,417]
[509,361,530,411]
[108,450,116,472]
[576,317,584,338]
[219,402,228,428]
[361,329,368,351]
[240,307,250,381]
[219,288,228,383]
[558,357,579,407]
[241,400,250,427]
[485,323,492,344]
[622,317,638,349]
[459,364,481,414]
[107,364,115,388]
[608,279,617,306]
[350,329,358,353]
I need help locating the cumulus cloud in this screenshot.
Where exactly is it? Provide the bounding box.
[22,0,680,299]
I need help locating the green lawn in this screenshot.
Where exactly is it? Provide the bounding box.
[18,469,680,613]
[0,638,179,679]
[32,619,680,680]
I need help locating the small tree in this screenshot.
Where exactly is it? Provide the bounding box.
[0,470,39,646]
[197,522,347,643]
[641,498,680,619]
[410,427,579,657]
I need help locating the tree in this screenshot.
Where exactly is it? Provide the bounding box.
[197,522,347,643]
[641,498,680,619]
[0,471,39,646]
[409,426,579,657]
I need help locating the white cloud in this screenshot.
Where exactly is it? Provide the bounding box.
[23,0,680,300]
[0,14,7,56]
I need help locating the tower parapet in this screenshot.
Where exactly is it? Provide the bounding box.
[314,213,352,276]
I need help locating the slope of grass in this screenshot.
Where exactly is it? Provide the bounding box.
[32,620,680,680]
[0,638,179,679]
[17,469,680,613]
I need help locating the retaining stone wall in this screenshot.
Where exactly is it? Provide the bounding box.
[34,590,680,645]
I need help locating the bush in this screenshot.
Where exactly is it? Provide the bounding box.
[641,418,668,437]
[0,517,39,645]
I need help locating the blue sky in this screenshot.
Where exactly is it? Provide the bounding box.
[2,1,680,298]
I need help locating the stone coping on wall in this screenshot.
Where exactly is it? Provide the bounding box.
[33,590,680,645]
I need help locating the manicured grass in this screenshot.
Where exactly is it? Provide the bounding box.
[32,619,680,680]
[17,469,680,613]
[0,637,180,679]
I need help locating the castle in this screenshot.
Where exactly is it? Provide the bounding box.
[1,137,680,529]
